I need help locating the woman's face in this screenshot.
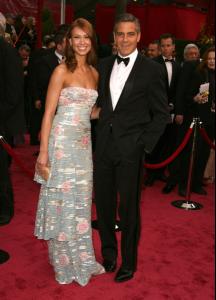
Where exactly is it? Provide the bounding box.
[207,51,215,70]
[71,27,92,58]
[22,17,27,25]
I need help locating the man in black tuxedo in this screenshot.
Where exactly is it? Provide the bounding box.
[159,44,202,195]
[27,35,55,143]
[145,33,181,190]
[154,33,181,112]
[0,32,25,225]
[29,29,67,145]
[173,59,201,196]
[95,14,170,283]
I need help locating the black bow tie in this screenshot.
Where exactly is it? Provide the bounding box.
[116,55,130,66]
[165,58,174,63]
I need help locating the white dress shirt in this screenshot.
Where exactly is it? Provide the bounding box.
[163,56,173,86]
[55,50,64,64]
[110,49,138,110]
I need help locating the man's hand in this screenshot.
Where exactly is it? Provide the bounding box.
[91,105,101,120]
[35,100,42,110]
[175,115,184,125]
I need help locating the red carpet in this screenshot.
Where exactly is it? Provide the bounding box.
[0,141,215,300]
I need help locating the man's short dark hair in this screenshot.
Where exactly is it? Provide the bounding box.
[114,13,141,33]
[5,13,15,20]
[149,40,160,46]
[18,44,31,53]
[159,33,176,45]
[43,34,55,47]
[54,30,67,45]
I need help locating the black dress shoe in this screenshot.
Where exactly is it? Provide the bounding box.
[0,215,12,226]
[157,174,168,182]
[144,176,155,187]
[115,267,134,283]
[103,260,117,273]
[162,183,176,194]
[192,187,207,195]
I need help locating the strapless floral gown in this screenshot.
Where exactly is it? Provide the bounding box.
[34,87,104,286]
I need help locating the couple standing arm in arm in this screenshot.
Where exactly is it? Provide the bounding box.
[35,14,170,285]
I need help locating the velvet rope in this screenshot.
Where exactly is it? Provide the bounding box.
[0,137,34,179]
[144,126,194,169]
[0,123,195,178]
[199,128,215,150]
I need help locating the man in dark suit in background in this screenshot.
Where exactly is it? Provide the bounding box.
[173,59,201,196]
[0,23,25,225]
[161,45,201,195]
[95,14,170,283]
[145,33,181,189]
[29,29,67,145]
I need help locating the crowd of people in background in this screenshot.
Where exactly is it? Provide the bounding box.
[0,11,215,227]
[3,13,37,49]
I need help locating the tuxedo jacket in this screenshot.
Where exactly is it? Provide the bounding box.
[154,55,181,110]
[0,37,25,136]
[189,67,215,125]
[175,60,200,116]
[27,47,53,101]
[35,50,59,109]
[96,53,170,159]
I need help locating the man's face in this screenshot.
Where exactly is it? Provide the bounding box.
[147,43,160,58]
[7,17,14,25]
[160,38,175,59]
[114,22,141,57]
[19,49,29,61]
[185,47,200,61]
[57,38,67,56]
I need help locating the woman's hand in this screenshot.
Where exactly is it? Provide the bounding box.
[194,93,208,104]
[35,151,49,173]
[91,105,101,120]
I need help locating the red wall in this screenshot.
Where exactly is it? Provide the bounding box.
[43,1,74,25]
[96,4,207,46]
[0,0,74,25]
[0,0,74,48]
[0,0,38,17]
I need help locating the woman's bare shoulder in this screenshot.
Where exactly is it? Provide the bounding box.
[51,64,68,82]
[55,63,68,73]
[90,65,99,79]
[48,64,69,90]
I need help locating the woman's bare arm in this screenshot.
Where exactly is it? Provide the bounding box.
[36,65,65,168]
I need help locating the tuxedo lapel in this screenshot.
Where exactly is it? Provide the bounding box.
[105,56,116,112]
[157,56,169,91]
[170,61,178,90]
[114,54,143,111]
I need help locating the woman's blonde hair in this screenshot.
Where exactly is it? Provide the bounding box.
[65,18,97,72]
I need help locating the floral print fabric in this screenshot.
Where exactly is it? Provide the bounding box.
[34,87,104,286]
